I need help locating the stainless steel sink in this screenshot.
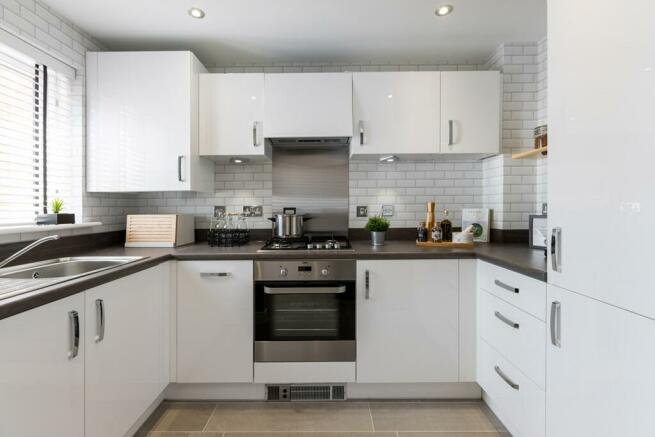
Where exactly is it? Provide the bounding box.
[0,256,145,300]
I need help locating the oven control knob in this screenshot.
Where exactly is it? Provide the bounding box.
[279,268,288,277]
[320,268,329,277]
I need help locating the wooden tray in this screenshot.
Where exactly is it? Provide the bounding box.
[416,240,475,249]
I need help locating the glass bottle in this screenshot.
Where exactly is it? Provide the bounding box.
[431,221,442,242]
[417,222,428,242]
[440,209,452,242]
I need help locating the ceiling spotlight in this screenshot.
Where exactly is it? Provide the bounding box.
[435,4,454,16]
[188,7,205,19]
[380,155,399,163]
[230,157,249,164]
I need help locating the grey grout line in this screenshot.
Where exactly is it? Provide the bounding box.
[201,403,218,433]
[367,401,376,432]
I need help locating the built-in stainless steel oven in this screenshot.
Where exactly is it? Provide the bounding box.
[254,259,356,362]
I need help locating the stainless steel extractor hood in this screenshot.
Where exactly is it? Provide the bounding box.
[267,137,350,146]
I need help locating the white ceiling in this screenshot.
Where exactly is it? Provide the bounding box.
[44,0,546,67]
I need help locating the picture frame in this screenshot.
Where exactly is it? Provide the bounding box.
[529,214,548,249]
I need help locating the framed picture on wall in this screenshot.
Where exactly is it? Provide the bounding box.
[529,214,548,249]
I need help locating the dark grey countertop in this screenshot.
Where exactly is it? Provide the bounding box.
[0,240,546,320]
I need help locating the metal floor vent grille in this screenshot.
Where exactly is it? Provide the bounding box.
[266,384,347,401]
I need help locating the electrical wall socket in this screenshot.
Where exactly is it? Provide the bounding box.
[381,205,394,217]
[243,205,263,217]
[356,206,368,218]
[214,206,226,217]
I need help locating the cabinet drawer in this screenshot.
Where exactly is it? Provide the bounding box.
[479,289,545,389]
[478,261,546,320]
[478,339,545,437]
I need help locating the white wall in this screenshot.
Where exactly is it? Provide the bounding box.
[482,42,548,230]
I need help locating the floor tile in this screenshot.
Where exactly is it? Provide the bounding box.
[223,433,396,437]
[398,433,511,437]
[369,401,502,432]
[205,402,374,432]
[137,433,223,437]
[138,402,216,432]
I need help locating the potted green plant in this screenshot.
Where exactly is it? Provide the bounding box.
[36,198,75,225]
[365,216,390,246]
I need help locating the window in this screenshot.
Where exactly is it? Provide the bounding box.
[0,43,73,226]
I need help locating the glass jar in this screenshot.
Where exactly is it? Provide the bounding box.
[417,222,428,242]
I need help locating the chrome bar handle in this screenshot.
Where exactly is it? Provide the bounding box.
[365,269,370,299]
[551,227,562,272]
[177,155,185,182]
[448,120,454,145]
[200,272,232,278]
[253,121,259,147]
[550,301,562,347]
[494,279,519,294]
[68,310,79,359]
[264,286,346,295]
[494,311,519,329]
[94,299,105,343]
[359,120,365,145]
[494,365,519,390]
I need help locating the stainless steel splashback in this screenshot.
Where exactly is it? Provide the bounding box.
[272,145,349,236]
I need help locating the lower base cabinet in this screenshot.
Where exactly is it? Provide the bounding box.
[0,294,85,437]
[547,285,655,437]
[356,260,460,383]
[85,264,170,437]
[177,261,254,383]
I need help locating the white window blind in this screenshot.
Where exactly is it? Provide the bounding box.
[0,43,73,226]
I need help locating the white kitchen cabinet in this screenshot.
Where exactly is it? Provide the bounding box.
[548,0,655,319]
[478,339,545,437]
[351,72,440,155]
[0,295,85,437]
[440,71,500,154]
[264,73,353,138]
[199,73,266,156]
[177,261,254,382]
[85,264,169,437]
[87,51,214,192]
[547,284,655,437]
[356,259,459,383]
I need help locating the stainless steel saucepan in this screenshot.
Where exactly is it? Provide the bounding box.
[268,207,312,238]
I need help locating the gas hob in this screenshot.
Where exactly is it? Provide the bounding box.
[259,236,353,251]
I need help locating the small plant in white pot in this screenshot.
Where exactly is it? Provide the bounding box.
[366,216,390,246]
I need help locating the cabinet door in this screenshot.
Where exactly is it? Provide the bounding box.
[440,71,500,154]
[0,295,84,437]
[356,260,459,383]
[177,261,254,382]
[352,72,440,155]
[547,284,655,437]
[88,51,201,191]
[264,73,353,138]
[199,73,265,156]
[85,265,167,437]
[548,0,655,319]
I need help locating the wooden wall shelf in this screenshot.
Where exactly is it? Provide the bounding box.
[512,146,548,159]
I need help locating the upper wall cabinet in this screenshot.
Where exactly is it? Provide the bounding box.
[351,72,440,155]
[199,73,265,156]
[87,51,214,192]
[440,71,501,154]
[264,73,353,138]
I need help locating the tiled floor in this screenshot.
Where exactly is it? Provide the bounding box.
[137,400,509,436]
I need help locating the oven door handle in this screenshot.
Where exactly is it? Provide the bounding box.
[263,286,347,295]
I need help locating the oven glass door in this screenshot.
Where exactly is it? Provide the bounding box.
[254,281,355,342]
